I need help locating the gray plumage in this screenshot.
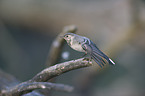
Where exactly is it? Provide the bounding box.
[63,33,115,68]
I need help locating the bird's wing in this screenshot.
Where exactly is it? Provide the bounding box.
[81,39,115,68]
[81,40,105,68]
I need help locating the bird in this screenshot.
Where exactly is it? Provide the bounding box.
[62,33,115,68]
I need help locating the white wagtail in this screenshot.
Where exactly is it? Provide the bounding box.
[62,33,115,68]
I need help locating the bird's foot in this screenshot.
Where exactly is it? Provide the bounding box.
[83,57,92,62]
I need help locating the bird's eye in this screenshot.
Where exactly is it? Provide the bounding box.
[65,35,68,38]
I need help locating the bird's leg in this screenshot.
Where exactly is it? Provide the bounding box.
[83,55,92,63]
[81,53,87,58]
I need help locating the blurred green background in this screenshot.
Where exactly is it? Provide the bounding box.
[0,0,145,96]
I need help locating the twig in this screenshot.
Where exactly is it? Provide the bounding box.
[1,82,73,96]
[46,25,77,67]
[30,58,92,82]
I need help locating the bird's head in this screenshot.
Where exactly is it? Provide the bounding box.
[62,33,75,41]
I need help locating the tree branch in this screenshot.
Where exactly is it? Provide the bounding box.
[30,58,92,82]
[1,58,92,96]
[1,82,73,96]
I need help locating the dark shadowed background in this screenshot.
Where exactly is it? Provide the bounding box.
[0,0,145,96]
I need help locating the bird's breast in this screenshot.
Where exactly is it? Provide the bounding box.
[70,43,84,52]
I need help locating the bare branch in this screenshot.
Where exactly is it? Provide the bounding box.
[1,82,73,96]
[30,58,92,82]
[46,25,77,67]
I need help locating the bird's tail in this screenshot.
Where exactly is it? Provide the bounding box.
[90,47,115,68]
[90,53,104,68]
